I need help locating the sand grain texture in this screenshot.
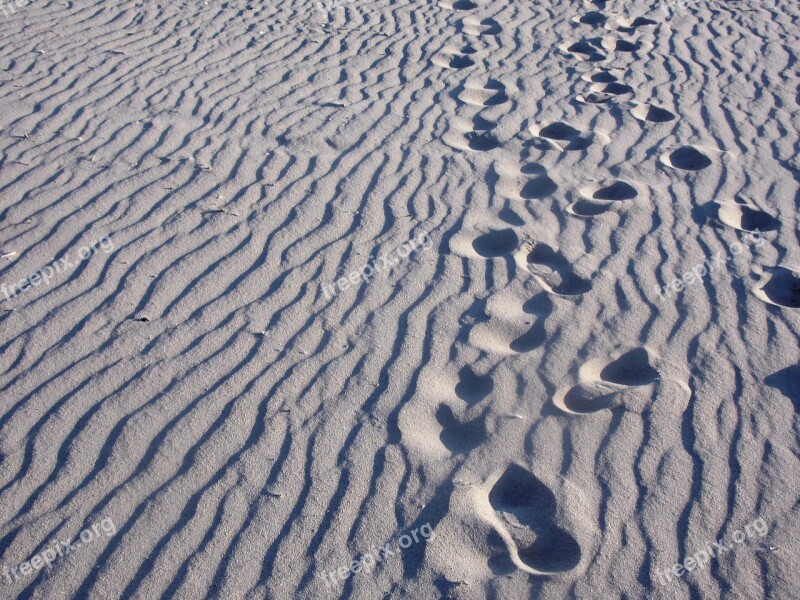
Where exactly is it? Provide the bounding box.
[0,0,798,598]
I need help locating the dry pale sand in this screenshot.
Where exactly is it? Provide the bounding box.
[0,0,798,598]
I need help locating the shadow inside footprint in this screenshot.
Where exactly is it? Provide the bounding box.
[510,322,546,352]
[765,365,800,412]
[562,385,616,413]
[600,348,658,386]
[613,39,639,52]
[464,17,502,35]
[667,147,712,171]
[535,122,592,150]
[467,132,500,151]
[473,228,518,257]
[449,55,475,68]
[472,115,496,131]
[758,267,800,308]
[568,199,613,217]
[635,104,675,122]
[577,11,607,25]
[593,181,637,200]
[589,71,617,83]
[488,465,581,573]
[566,41,605,61]
[453,0,478,8]
[527,244,591,296]
[715,201,779,232]
[596,82,633,95]
[539,122,581,141]
[483,80,509,105]
[521,176,558,199]
[436,404,487,454]
[455,366,494,405]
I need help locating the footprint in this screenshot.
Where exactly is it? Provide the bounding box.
[553,348,659,415]
[586,180,638,200]
[432,51,476,69]
[765,365,800,412]
[467,292,550,355]
[606,15,657,31]
[631,102,676,123]
[462,16,502,36]
[601,37,646,53]
[589,81,633,96]
[581,68,621,84]
[529,121,604,151]
[566,199,618,217]
[559,39,606,62]
[561,386,619,413]
[440,0,478,9]
[514,293,552,353]
[471,114,496,131]
[571,11,607,25]
[455,366,494,405]
[447,129,501,152]
[523,242,592,296]
[753,266,800,309]
[568,180,638,217]
[520,176,558,200]
[472,228,519,257]
[436,404,488,454]
[520,164,558,199]
[465,131,500,151]
[488,465,581,574]
[457,79,509,106]
[713,200,779,232]
[577,81,633,104]
[660,146,713,171]
[575,91,616,104]
[599,347,659,386]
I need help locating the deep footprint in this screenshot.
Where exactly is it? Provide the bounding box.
[561,39,606,62]
[555,348,658,415]
[462,16,502,36]
[458,80,509,106]
[600,348,658,386]
[755,267,800,309]
[663,146,712,171]
[455,366,494,405]
[591,180,638,200]
[531,121,593,151]
[521,175,558,200]
[631,102,676,123]
[573,11,607,25]
[466,131,500,151]
[433,54,476,69]
[526,243,591,296]
[436,404,487,454]
[473,228,518,257]
[488,465,581,573]
[714,200,779,232]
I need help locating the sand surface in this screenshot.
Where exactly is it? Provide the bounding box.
[0,0,799,598]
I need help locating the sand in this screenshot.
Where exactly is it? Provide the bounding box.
[0,0,798,598]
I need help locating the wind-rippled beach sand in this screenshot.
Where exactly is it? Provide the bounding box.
[0,0,798,598]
